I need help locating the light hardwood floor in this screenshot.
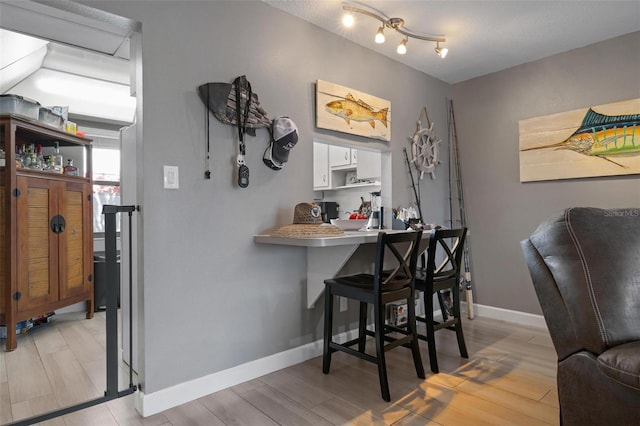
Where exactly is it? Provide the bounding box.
[1,312,559,425]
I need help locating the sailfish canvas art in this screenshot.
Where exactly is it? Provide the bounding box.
[519,98,640,181]
[316,80,391,142]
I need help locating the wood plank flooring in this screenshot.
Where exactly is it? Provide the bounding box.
[1,312,559,425]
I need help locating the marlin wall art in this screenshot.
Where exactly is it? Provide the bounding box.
[316,80,391,142]
[519,98,640,182]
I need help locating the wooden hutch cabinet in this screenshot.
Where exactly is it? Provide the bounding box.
[1,114,94,351]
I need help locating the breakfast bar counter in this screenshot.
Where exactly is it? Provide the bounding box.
[254,229,406,247]
[254,230,430,308]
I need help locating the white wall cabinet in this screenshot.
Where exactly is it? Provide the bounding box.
[313,142,330,190]
[356,150,381,180]
[329,145,352,168]
[328,145,360,169]
[314,142,381,191]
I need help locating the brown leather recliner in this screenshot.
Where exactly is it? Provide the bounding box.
[521,207,640,425]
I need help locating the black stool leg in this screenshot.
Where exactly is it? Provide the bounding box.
[323,286,334,374]
[424,289,439,374]
[374,301,390,402]
[407,293,425,379]
[358,301,367,353]
[452,287,468,358]
[437,290,448,321]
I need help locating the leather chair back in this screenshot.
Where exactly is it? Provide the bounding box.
[522,207,640,357]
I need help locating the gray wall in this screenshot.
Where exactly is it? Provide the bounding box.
[85,1,451,394]
[452,32,640,315]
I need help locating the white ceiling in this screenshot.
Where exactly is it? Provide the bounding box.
[0,1,136,124]
[1,0,638,124]
[264,0,640,83]
[0,29,135,123]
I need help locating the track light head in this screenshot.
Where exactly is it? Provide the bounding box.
[374,27,385,44]
[397,38,407,55]
[342,12,355,27]
[435,42,448,58]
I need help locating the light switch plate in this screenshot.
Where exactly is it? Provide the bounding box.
[163,165,179,189]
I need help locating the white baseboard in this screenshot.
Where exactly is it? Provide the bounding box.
[136,341,321,416]
[136,304,546,417]
[136,328,359,417]
[462,302,547,328]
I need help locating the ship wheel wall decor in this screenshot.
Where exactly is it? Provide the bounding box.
[411,108,442,179]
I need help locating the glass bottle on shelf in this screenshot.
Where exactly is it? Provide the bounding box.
[25,144,35,168]
[53,142,64,173]
[63,158,78,176]
[43,156,54,171]
[16,145,26,167]
[28,153,40,170]
[36,144,44,170]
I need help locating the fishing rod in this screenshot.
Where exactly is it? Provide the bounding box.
[448,99,475,320]
[403,147,424,222]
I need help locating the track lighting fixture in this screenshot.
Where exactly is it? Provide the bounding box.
[342,2,447,57]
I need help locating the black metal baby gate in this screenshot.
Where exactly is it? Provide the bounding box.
[10,205,139,426]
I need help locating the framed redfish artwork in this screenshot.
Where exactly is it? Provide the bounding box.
[316,80,391,142]
[519,98,640,182]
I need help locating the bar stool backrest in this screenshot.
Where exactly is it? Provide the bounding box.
[423,228,467,288]
[375,231,423,293]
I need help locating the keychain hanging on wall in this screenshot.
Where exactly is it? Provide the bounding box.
[203,84,212,179]
[234,76,251,187]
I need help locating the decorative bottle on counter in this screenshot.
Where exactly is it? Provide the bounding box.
[63,159,78,176]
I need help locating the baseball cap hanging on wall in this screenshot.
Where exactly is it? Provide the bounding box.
[263,117,299,170]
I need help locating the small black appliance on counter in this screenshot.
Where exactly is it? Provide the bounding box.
[317,201,339,223]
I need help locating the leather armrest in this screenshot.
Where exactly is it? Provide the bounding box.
[597,341,640,391]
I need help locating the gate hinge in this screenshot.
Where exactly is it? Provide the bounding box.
[12,188,21,197]
[87,194,92,201]
[13,291,21,301]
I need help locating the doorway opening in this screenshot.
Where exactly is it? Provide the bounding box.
[0,2,143,424]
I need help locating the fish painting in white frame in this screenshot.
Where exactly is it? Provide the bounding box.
[316,80,391,142]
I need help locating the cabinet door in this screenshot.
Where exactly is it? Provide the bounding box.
[357,150,382,180]
[313,142,330,189]
[350,148,357,165]
[16,177,59,312]
[59,181,93,300]
[329,145,351,168]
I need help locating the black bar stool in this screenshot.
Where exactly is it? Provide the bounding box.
[415,228,468,373]
[322,231,425,402]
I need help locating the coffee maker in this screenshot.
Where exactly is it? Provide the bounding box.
[317,201,339,223]
[366,191,383,230]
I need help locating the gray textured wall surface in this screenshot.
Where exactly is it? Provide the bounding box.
[81,0,451,394]
[452,31,640,315]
